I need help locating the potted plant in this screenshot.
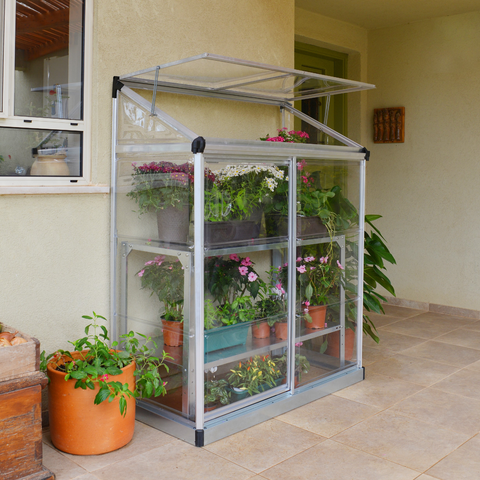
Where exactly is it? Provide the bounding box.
[205,163,286,243]
[41,312,170,456]
[137,255,184,346]
[227,355,283,400]
[204,254,262,353]
[127,160,216,244]
[276,351,311,386]
[297,254,344,329]
[204,379,231,411]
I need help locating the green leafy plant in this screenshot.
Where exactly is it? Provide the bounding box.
[41,312,170,416]
[137,256,184,322]
[204,297,256,330]
[362,214,396,342]
[204,379,231,407]
[228,355,283,396]
[276,351,311,381]
[127,161,215,215]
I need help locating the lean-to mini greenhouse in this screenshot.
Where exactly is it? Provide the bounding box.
[111,53,375,446]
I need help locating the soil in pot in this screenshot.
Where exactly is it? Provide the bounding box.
[305,305,327,329]
[265,214,328,238]
[162,319,184,346]
[47,351,136,455]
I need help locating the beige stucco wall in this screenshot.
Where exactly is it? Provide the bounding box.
[366,12,480,310]
[0,0,295,354]
[295,8,369,145]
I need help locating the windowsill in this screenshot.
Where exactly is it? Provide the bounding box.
[0,185,110,195]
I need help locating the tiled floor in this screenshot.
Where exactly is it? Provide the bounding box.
[43,305,480,480]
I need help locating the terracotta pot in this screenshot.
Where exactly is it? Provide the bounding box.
[325,329,355,361]
[275,321,288,340]
[252,321,270,339]
[305,305,327,329]
[204,403,218,412]
[282,375,300,388]
[162,319,184,346]
[162,344,183,364]
[47,351,136,455]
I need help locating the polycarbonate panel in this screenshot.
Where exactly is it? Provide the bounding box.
[120,53,375,103]
[115,153,195,244]
[117,91,193,145]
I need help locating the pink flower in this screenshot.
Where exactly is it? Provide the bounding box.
[238,266,248,276]
[300,132,310,138]
[297,159,306,171]
[154,255,165,265]
[144,260,155,266]
[240,257,252,266]
[168,266,173,270]
[283,262,288,267]
[320,256,328,264]
[295,342,303,347]
[248,272,258,282]
[297,265,306,273]
[304,301,310,307]
[100,374,109,381]
[138,269,145,277]
[296,257,302,262]
[304,256,315,262]
[337,260,344,270]
[310,266,315,270]
[230,254,240,262]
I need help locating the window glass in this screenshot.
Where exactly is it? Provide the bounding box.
[0,127,81,176]
[0,0,4,112]
[14,0,84,120]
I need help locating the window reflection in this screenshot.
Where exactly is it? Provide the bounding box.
[14,0,84,120]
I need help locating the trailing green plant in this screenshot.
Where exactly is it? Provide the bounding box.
[41,312,170,416]
[228,355,283,396]
[137,256,184,322]
[204,297,256,330]
[204,379,231,407]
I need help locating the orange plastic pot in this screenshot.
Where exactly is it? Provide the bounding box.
[305,305,327,329]
[47,351,136,455]
[252,321,270,339]
[275,321,288,340]
[325,329,355,361]
[162,319,183,346]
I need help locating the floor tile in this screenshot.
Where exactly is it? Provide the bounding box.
[261,439,419,480]
[415,476,443,480]
[459,320,480,331]
[434,328,480,350]
[50,421,180,472]
[391,388,480,436]
[333,373,423,409]
[363,330,426,353]
[431,368,480,401]
[333,410,469,472]
[42,444,88,480]
[365,311,403,328]
[406,311,475,327]
[381,304,427,318]
[362,346,395,366]
[427,434,480,480]
[401,340,480,367]
[92,441,255,480]
[366,354,459,386]
[205,419,323,473]
[380,318,460,340]
[276,395,379,438]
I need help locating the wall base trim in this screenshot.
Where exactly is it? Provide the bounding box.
[383,296,480,320]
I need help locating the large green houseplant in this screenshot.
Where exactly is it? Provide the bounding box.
[42,312,170,455]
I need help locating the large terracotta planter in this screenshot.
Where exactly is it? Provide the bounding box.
[47,351,136,455]
[325,329,355,361]
[305,305,327,329]
[162,319,184,346]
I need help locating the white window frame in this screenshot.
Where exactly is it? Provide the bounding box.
[0,0,94,189]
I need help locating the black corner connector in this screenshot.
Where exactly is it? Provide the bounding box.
[361,147,370,161]
[195,429,205,447]
[191,136,206,154]
[362,366,366,380]
[112,76,124,98]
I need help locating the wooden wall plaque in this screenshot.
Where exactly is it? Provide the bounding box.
[374,107,405,143]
